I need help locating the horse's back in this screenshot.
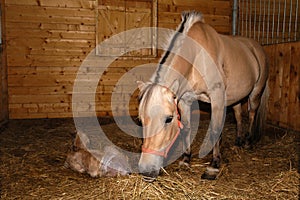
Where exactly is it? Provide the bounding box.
[187,22,268,105]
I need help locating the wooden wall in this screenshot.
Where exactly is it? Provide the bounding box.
[5,0,96,119]
[157,0,231,34]
[0,0,8,126]
[4,0,232,119]
[264,41,300,132]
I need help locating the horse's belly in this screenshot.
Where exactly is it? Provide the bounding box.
[225,81,254,106]
[223,63,258,105]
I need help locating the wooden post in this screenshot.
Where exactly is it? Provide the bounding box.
[0,0,8,126]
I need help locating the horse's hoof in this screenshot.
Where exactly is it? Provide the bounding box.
[244,142,254,150]
[179,160,190,167]
[201,172,217,180]
[201,167,219,180]
[211,159,221,169]
[234,137,244,147]
[179,153,191,167]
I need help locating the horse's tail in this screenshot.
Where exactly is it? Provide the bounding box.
[252,82,269,142]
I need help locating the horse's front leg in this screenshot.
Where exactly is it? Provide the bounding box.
[201,138,221,180]
[178,98,193,166]
[200,90,226,180]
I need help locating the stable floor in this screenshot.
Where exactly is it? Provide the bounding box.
[0,115,299,199]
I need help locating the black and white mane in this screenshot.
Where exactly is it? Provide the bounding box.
[152,11,204,83]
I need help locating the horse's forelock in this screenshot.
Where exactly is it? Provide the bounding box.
[138,84,155,119]
[138,84,175,120]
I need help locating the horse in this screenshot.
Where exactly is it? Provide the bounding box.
[137,11,269,182]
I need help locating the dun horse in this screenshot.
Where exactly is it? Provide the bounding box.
[138,11,269,182]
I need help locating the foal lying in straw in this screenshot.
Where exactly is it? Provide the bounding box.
[65,132,131,177]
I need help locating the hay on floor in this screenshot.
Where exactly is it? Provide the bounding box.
[0,116,299,199]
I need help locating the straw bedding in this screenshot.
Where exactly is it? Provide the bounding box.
[0,114,299,199]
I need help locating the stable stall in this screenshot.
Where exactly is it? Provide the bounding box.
[0,0,299,199]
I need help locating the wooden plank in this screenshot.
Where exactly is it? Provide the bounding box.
[6,0,96,9]
[263,45,276,124]
[7,38,95,50]
[7,64,153,78]
[8,74,77,87]
[9,94,72,104]
[10,102,138,119]
[5,12,95,25]
[9,112,48,119]
[159,12,230,25]
[264,41,300,131]
[6,22,95,32]
[271,44,282,126]
[158,12,230,34]
[7,65,142,75]
[288,42,300,131]
[8,86,73,95]
[174,6,231,16]
[7,54,86,67]
[277,43,290,128]
[8,84,139,95]
[7,47,93,57]
[8,66,79,75]
[173,0,230,8]
[0,0,8,125]
[6,29,95,40]
[157,2,231,16]
[10,103,140,118]
[6,5,95,17]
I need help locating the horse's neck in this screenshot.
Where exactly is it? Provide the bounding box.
[151,56,194,97]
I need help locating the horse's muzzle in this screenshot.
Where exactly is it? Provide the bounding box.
[139,163,160,182]
[138,153,163,182]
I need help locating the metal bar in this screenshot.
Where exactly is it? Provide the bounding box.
[241,0,245,37]
[254,0,257,40]
[232,0,238,35]
[249,0,252,38]
[288,0,293,42]
[238,0,241,35]
[282,0,287,42]
[276,0,281,43]
[271,0,276,43]
[295,0,299,41]
[262,0,266,44]
[237,0,299,44]
[267,0,271,44]
[246,0,249,37]
[0,5,1,45]
[258,0,262,42]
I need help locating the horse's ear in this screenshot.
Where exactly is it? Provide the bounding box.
[169,80,179,94]
[137,81,146,91]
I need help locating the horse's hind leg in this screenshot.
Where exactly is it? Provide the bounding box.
[246,85,265,145]
[233,103,243,146]
[247,99,259,145]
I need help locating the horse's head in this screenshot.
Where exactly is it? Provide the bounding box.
[137,81,183,182]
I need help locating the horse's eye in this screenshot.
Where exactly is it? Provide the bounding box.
[165,116,173,124]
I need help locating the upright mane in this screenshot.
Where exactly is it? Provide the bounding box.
[152,11,204,83]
